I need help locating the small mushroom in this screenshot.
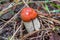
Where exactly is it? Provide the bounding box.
[20,7,40,33]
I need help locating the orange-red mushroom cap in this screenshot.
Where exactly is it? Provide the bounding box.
[20,7,38,22]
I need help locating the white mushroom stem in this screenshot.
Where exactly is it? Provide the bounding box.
[23,18,40,33]
[23,21,34,33]
[33,18,41,31]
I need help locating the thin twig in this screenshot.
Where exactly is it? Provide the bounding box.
[20,21,23,38]
[0,5,26,31]
[21,28,52,40]
[10,21,23,40]
[39,15,60,24]
[42,19,51,28]
[40,31,45,40]
[13,21,17,39]
[22,0,29,7]
[0,18,6,22]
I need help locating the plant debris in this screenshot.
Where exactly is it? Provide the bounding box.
[0,0,60,40]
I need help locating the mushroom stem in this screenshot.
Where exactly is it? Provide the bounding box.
[23,21,34,33]
[33,18,40,31]
[23,18,40,33]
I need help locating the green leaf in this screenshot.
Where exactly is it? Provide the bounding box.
[51,3,60,9]
[45,0,50,2]
[9,9,14,15]
[7,36,14,40]
[52,26,60,31]
[45,4,50,13]
[45,0,49,1]
[52,10,60,12]
[57,5,60,9]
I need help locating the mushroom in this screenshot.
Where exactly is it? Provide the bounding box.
[20,7,40,33]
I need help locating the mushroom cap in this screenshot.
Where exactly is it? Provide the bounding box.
[20,7,38,22]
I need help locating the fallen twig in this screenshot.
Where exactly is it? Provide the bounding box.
[0,5,25,31]
[39,15,60,24]
[21,28,52,40]
[10,21,23,40]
